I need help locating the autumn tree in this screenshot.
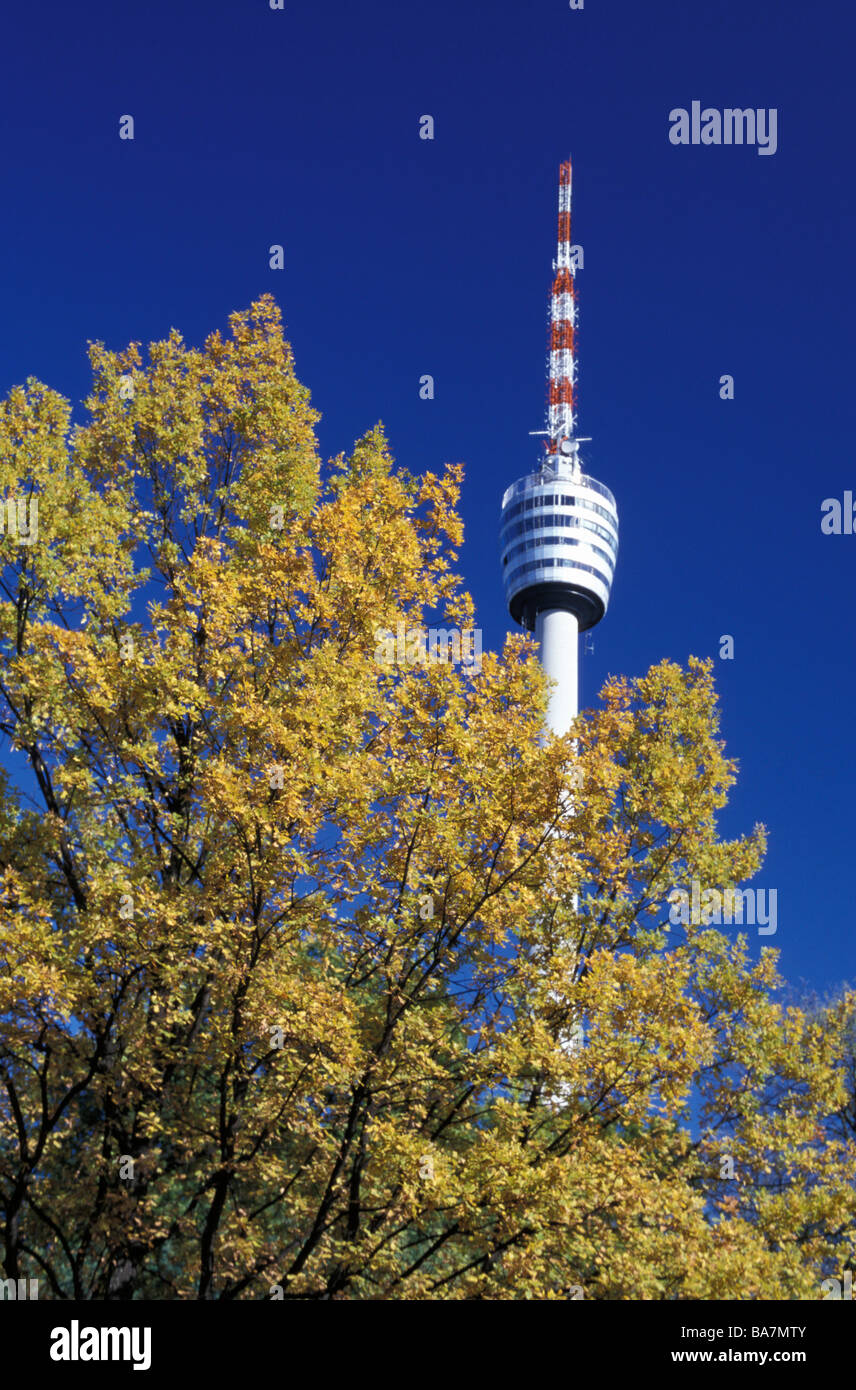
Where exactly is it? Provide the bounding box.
[1,296,854,1299]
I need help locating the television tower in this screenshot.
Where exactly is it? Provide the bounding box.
[500,159,618,736]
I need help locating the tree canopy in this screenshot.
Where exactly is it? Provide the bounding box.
[1,296,854,1299]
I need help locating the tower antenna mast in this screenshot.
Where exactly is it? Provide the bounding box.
[529,161,591,466]
[549,158,578,453]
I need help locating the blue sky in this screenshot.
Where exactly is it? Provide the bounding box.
[2,0,854,997]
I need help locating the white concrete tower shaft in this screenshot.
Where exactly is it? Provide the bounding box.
[535,607,579,735]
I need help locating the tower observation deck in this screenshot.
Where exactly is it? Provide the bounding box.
[500,160,618,734]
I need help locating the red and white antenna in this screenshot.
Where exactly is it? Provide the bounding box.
[548,158,577,453]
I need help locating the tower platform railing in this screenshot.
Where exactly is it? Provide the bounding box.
[501,470,616,511]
